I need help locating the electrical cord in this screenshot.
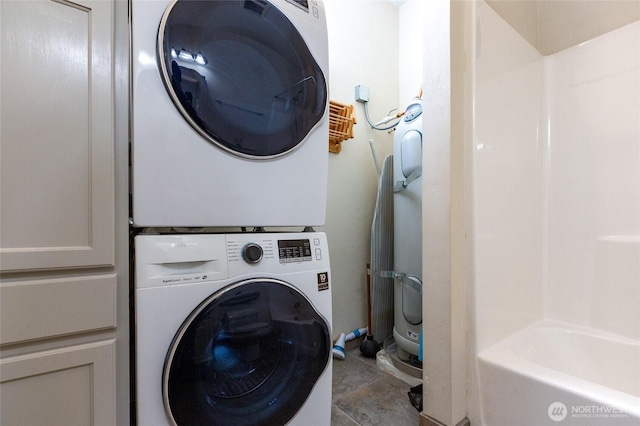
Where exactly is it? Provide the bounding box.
[363,101,402,131]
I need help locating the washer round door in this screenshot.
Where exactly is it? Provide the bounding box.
[158,0,328,159]
[163,279,331,426]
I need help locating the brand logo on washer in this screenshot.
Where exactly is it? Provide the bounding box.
[317,272,329,291]
[171,242,198,248]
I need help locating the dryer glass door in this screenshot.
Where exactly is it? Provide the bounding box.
[163,278,330,425]
[158,0,327,159]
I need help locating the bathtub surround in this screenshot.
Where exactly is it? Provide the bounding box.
[473,0,545,362]
[471,1,640,353]
[544,26,640,341]
[468,2,640,425]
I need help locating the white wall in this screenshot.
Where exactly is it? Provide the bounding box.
[420,1,471,424]
[398,0,425,104]
[323,0,399,338]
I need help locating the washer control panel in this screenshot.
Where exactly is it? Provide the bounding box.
[277,239,312,263]
[136,233,330,289]
[226,232,328,270]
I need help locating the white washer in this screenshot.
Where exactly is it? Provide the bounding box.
[135,232,332,425]
[132,0,329,227]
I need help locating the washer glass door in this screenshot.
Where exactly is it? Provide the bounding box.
[158,0,327,158]
[163,279,331,425]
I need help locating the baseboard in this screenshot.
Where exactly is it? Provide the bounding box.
[419,412,470,426]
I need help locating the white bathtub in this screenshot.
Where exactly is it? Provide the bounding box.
[478,321,640,425]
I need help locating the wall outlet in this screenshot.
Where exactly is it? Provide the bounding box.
[355,85,370,103]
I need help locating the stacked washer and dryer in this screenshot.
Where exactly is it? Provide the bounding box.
[130,0,332,424]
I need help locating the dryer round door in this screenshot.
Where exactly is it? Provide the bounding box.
[163,278,331,426]
[158,0,328,159]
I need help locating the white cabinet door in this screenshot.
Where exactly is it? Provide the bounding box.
[0,0,114,272]
[0,274,117,345]
[0,1,119,422]
[1,340,116,426]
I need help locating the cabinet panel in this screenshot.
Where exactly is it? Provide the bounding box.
[0,339,116,426]
[0,0,114,271]
[0,274,117,345]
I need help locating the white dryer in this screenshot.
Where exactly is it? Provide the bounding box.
[134,232,332,425]
[131,0,329,227]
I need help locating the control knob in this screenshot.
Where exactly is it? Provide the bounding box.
[242,243,263,264]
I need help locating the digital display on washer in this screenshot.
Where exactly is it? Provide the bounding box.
[278,239,312,263]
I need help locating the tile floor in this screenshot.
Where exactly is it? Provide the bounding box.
[331,347,421,425]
